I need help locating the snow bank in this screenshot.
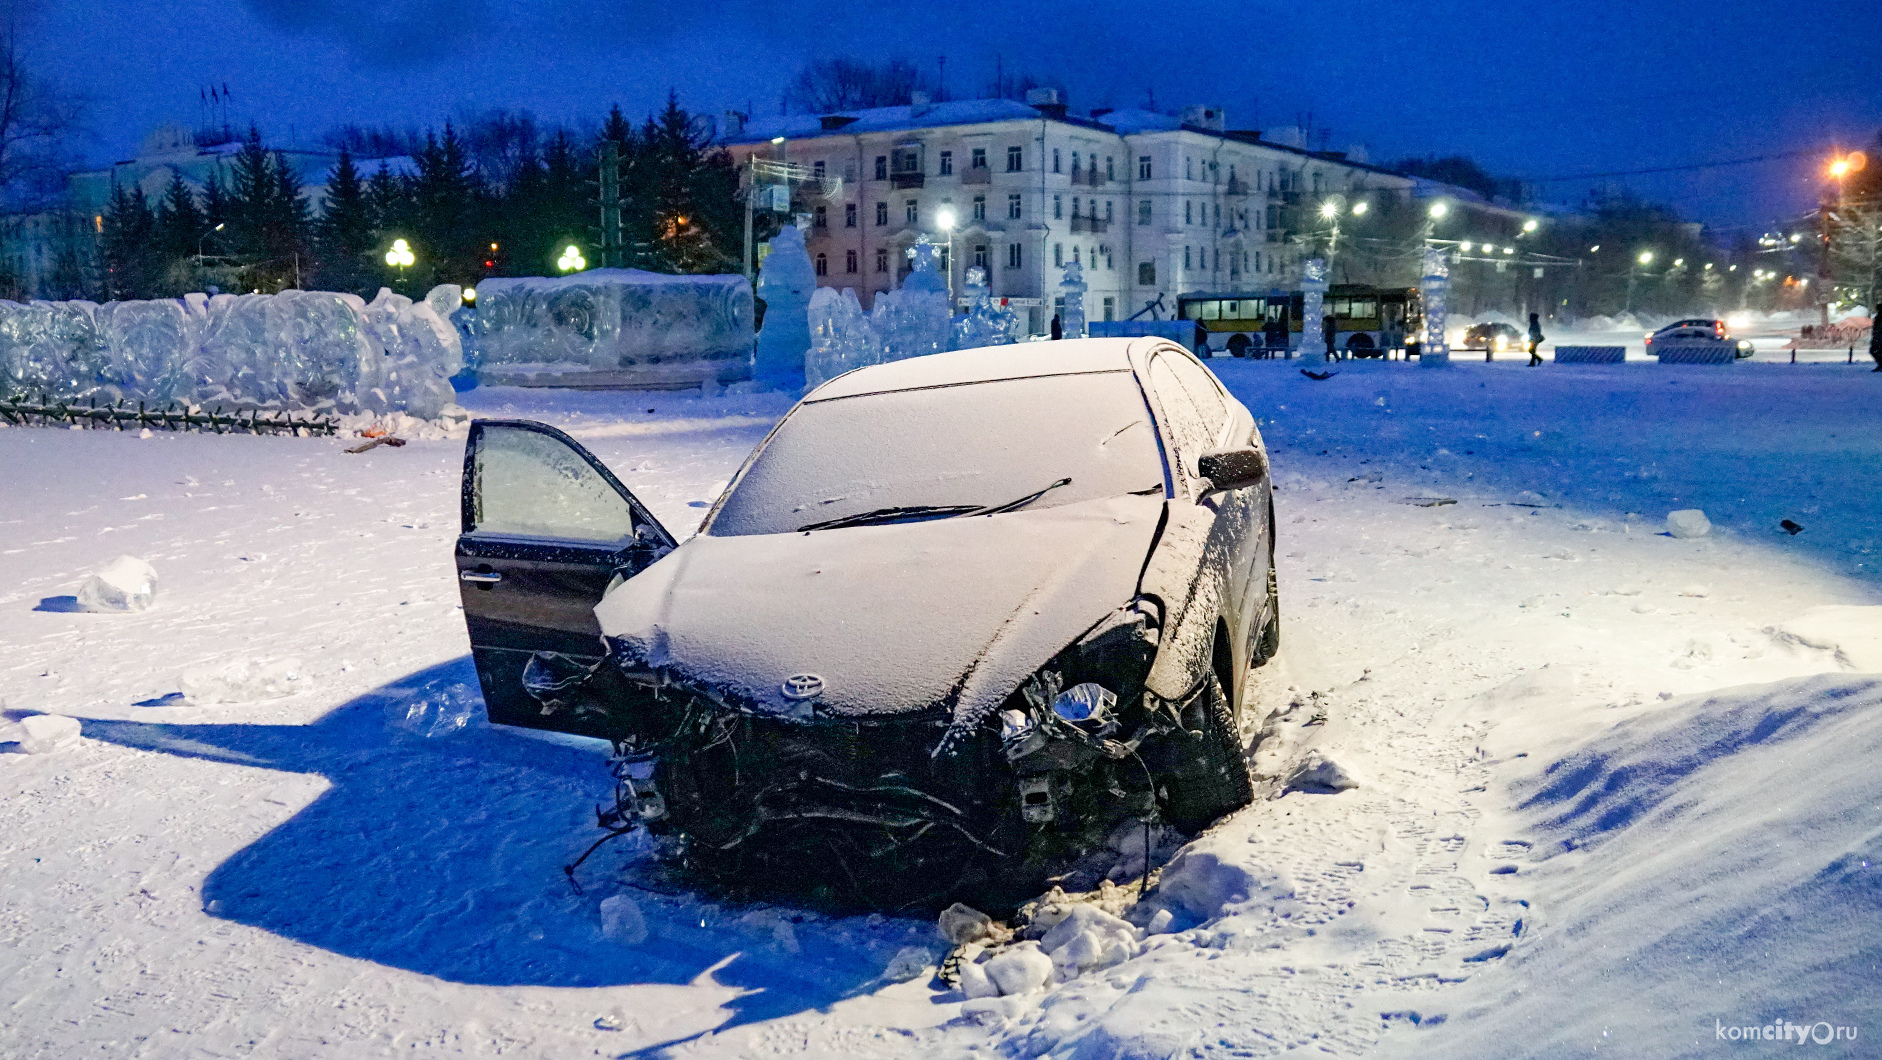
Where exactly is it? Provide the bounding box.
[1778,605,1882,672]
[1390,674,1882,1057]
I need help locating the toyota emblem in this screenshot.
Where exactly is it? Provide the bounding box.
[780,674,825,700]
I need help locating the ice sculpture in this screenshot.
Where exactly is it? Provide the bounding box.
[0,284,465,418]
[952,266,1017,350]
[806,286,883,388]
[1058,260,1087,340]
[1298,258,1328,365]
[474,269,755,389]
[869,238,952,363]
[1419,246,1452,366]
[753,227,815,391]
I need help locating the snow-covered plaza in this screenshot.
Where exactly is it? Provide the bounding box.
[4,349,1879,1058]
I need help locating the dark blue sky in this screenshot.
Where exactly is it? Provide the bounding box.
[40,0,1882,231]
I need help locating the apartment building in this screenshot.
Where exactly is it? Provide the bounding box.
[724,91,1424,335]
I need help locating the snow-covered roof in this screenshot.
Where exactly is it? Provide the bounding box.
[726,99,1068,145]
[806,338,1137,402]
[1096,108,1182,135]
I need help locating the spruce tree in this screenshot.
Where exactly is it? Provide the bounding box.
[315,149,375,294]
[100,183,160,299]
[153,173,205,268]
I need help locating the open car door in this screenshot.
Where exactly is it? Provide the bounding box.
[456,419,676,737]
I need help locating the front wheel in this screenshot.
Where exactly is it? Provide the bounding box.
[1153,673,1255,834]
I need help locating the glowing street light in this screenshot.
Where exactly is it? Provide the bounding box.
[385,238,415,269]
[935,207,957,301]
[557,244,587,272]
[1637,250,1654,266]
[1522,218,1539,233]
[1460,241,1473,253]
[1319,201,1338,219]
[1828,151,1866,181]
[1351,200,1369,215]
[462,287,477,304]
[1427,201,1449,219]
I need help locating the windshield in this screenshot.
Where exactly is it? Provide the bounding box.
[707,371,1166,537]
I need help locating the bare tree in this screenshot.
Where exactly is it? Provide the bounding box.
[784,57,928,115]
[457,108,541,193]
[0,4,83,212]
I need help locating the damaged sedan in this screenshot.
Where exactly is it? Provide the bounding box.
[454,338,1279,907]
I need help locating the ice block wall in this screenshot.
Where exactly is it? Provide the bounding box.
[0,287,463,417]
[474,269,755,387]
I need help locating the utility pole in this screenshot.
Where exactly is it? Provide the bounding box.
[599,140,622,269]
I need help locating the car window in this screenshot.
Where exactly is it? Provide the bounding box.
[1162,352,1229,440]
[708,371,1165,537]
[1147,355,1215,489]
[472,424,635,542]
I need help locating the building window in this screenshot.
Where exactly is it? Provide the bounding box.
[971,147,987,169]
[1071,196,1080,218]
[1102,296,1115,321]
[846,249,858,273]
[1007,145,1023,172]
[814,204,828,228]
[1105,200,1113,222]
[1073,245,1081,265]
[875,155,888,180]
[1053,194,1062,220]
[1106,156,1115,181]
[1008,193,1022,220]
[905,199,918,224]
[1052,147,1061,174]
[1071,151,1081,175]
[972,194,986,221]
[1184,201,1192,225]
[1105,246,1114,269]
[1213,247,1219,271]
[1139,261,1156,285]
[1255,251,1262,273]
[845,203,857,227]
[973,243,988,269]
[1008,243,1022,269]
[1183,246,1191,269]
[1214,203,1220,227]
[1185,156,1193,181]
[1053,243,1063,267]
[1138,155,1152,180]
[815,252,828,276]
[813,160,826,179]
[876,247,889,272]
[939,150,953,176]
[877,201,889,226]
[939,244,950,272]
[1138,200,1152,225]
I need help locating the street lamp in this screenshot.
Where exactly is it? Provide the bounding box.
[198,221,225,267]
[557,244,587,272]
[1522,218,1539,233]
[1427,201,1449,219]
[1318,201,1338,219]
[385,238,415,284]
[1638,250,1654,266]
[1350,200,1369,216]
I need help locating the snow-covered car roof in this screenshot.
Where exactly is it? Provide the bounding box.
[805,339,1141,402]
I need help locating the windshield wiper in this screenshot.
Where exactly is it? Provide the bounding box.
[969,477,1073,517]
[796,504,983,532]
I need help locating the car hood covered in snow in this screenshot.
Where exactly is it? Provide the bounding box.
[593,494,1164,727]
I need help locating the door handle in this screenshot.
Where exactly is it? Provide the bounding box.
[460,570,503,584]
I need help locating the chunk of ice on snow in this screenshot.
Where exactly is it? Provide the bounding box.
[9,714,81,754]
[1286,750,1361,792]
[882,945,939,982]
[599,894,648,945]
[76,555,158,612]
[983,942,1054,995]
[1666,509,1711,538]
[385,682,482,737]
[939,902,999,945]
[181,658,309,704]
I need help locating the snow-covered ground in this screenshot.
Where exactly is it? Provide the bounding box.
[3,354,1879,1058]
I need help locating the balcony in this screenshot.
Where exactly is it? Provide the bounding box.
[961,166,992,185]
[1225,177,1249,196]
[1073,169,1104,188]
[1070,216,1109,234]
[890,172,925,189]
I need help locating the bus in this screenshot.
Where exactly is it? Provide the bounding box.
[1177,285,1421,358]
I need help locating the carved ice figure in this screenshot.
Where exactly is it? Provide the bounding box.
[1058,260,1088,339]
[1297,257,1329,365]
[951,266,1017,350]
[871,237,952,363]
[1419,245,1452,366]
[754,225,815,390]
[807,286,882,388]
[96,299,202,404]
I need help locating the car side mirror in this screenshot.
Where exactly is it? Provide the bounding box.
[1197,447,1268,494]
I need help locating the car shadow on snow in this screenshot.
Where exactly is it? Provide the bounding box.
[78,657,914,1041]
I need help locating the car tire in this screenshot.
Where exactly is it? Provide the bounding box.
[1155,671,1255,834]
[1251,499,1281,667]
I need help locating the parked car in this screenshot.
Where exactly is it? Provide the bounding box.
[1460,322,1522,352]
[1647,318,1755,357]
[454,340,1280,906]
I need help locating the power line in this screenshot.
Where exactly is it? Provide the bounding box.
[1521,149,1820,184]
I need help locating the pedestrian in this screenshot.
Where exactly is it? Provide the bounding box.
[1527,312,1546,366]
[1870,314,1881,372]
[1050,313,1062,341]
[1324,313,1337,359]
